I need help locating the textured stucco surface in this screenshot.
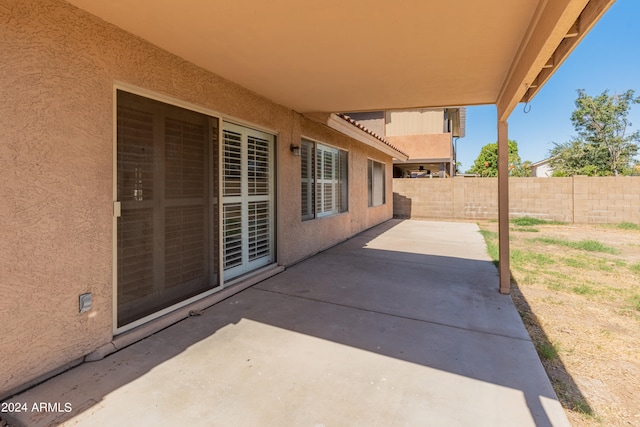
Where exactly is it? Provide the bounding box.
[0,0,392,397]
[387,134,452,161]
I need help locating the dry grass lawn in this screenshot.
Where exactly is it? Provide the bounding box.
[478,219,640,426]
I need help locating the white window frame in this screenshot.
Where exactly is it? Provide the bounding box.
[301,138,348,220]
[221,122,275,281]
[368,158,386,207]
[112,83,279,335]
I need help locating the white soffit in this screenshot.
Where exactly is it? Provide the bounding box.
[67,0,610,116]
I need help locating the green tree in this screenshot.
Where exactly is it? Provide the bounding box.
[550,89,640,176]
[467,140,529,177]
[548,138,609,176]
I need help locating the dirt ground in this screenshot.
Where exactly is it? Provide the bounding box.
[477,221,640,426]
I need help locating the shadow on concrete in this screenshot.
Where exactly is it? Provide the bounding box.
[392,192,412,219]
[509,275,595,418]
[4,219,570,426]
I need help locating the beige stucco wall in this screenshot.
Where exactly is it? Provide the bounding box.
[385,109,444,136]
[387,134,452,161]
[0,0,393,397]
[281,117,393,265]
[393,176,640,224]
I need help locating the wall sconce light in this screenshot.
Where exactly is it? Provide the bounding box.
[290,144,301,156]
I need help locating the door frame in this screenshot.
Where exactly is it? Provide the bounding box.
[112,83,279,334]
[221,121,276,281]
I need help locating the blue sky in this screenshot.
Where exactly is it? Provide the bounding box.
[458,0,640,172]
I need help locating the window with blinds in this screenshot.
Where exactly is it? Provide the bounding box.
[368,159,386,207]
[301,139,348,220]
[248,135,270,196]
[222,203,242,270]
[301,140,315,221]
[222,123,275,280]
[116,90,219,328]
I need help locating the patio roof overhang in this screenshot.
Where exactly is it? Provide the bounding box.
[66,0,615,293]
[67,0,613,119]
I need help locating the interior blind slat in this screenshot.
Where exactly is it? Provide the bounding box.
[248,135,270,196]
[223,130,242,197]
[248,200,270,261]
[223,203,243,269]
[164,205,206,288]
[117,208,154,304]
[165,117,206,199]
[117,106,154,202]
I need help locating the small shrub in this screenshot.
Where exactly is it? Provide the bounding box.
[571,285,598,296]
[530,237,619,254]
[478,229,499,265]
[547,271,570,279]
[537,341,560,360]
[617,222,640,231]
[572,399,597,417]
[512,217,546,226]
[511,217,565,226]
[513,227,539,232]
[574,240,618,253]
[532,253,555,266]
[509,249,555,268]
[596,261,613,272]
[479,229,498,240]
[531,237,565,246]
[547,281,565,291]
[564,257,587,269]
[541,296,565,306]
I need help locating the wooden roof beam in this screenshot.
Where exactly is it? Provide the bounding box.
[565,19,581,37]
[497,0,615,121]
[519,0,615,105]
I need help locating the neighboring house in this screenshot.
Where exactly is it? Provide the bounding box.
[346,108,466,178]
[0,0,613,400]
[531,158,555,177]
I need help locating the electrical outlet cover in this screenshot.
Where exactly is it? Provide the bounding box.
[79,293,92,313]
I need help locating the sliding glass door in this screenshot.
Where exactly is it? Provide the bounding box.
[116,91,219,328]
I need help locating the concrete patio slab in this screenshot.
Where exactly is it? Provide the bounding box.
[2,219,569,427]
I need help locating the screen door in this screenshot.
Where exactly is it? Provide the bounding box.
[116,91,219,327]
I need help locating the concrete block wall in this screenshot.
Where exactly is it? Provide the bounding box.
[393,176,640,224]
[508,177,573,222]
[461,178,499,220]
[393,178,453,219]
[573,176,640,223]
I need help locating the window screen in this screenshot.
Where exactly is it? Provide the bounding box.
[301,139,347,220]
[368,159,386,207]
